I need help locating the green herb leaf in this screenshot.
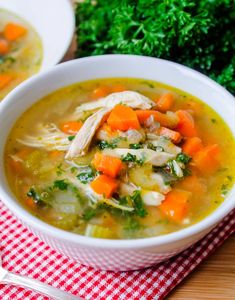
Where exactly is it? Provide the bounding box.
[129,143,143,149]
[53,179,68,191]
[77,167,96,184]
[121,153,144,165]
[68,135,75,141]
[176,153,191,164]
[130,190,147,218]
[97,140,117,150]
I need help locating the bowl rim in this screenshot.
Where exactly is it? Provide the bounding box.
[0,54,235,249]
[40,0,75,68]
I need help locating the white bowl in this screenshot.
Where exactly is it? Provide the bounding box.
[0,0,75,70]
[0,55,234,271]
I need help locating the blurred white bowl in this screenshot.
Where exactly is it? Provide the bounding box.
[0,55,234,271]
[0,0,75,70]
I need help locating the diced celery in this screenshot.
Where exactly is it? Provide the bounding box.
[85,224,114,239]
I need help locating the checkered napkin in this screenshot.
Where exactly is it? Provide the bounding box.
[0,201,234,300]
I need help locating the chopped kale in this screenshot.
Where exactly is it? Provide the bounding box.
[176,153,191,164]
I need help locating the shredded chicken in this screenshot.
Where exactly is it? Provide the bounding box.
[147,134,181,155]
[119,182,139,196]
[66,107,110,159]
[150,173,171,194]
[102,148,175,166]
[67,91,155,158]
[120,129,145,144]
[17,123,70,151]
[141,190,165,206]
[67,174,134,212]
[74,91,155,118]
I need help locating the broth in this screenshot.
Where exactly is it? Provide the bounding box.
[5,78,235,239]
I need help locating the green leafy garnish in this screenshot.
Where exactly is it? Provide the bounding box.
[53,179,68,191]
[121,153,144,165]
[130,190,147,218]
[27,187,50,206]
[68,135,75,141]
[124,216,141,232]
[221,184,229,197]
[77,167,97,184]
[82,207,98,221]
[129,143,143,149]
[97,140,117,150]
[176,153,191,164]
[56,163,65,176]
[75,0,235,94]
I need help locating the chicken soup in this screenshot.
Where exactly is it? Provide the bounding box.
[5,78,235,239]
[0,9,42,100]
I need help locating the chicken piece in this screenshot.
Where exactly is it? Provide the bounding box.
[102,148,175,166]
[74,91,155,118]
[150,173,171,194]
[147,134,181,155]
[119,182,139,196]
[17,123,70,151]
[141,190,165,206]
[66,107,110,159]
[120,129,145,144]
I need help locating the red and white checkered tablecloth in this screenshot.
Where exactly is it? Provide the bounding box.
[0,200,234,300]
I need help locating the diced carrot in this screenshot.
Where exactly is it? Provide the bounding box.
[0,74,13,90]
[91,85,110,99]
[182,137,203,156]
[158,127,182,144]
[25,196,37,209]
[156,93,174,112]
[92,153,124,178]
[4,23,27,41]
[136,110,178,129]
[107,104,140,131]
[90,174,118,198]
[111,84,126,93]
[0,38,10,55]
[60,121,83,135]
[193,144,220,175]
[159,189,191,222]
[178,175,207,195]
[176,110,197,137]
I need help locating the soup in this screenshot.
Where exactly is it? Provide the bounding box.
[5,78,235,239]
[0,9,43,100]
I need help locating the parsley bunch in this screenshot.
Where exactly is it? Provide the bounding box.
[75,0,235,94]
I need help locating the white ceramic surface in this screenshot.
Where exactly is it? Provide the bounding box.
[0,0,75,70]
[0,55,234,271]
